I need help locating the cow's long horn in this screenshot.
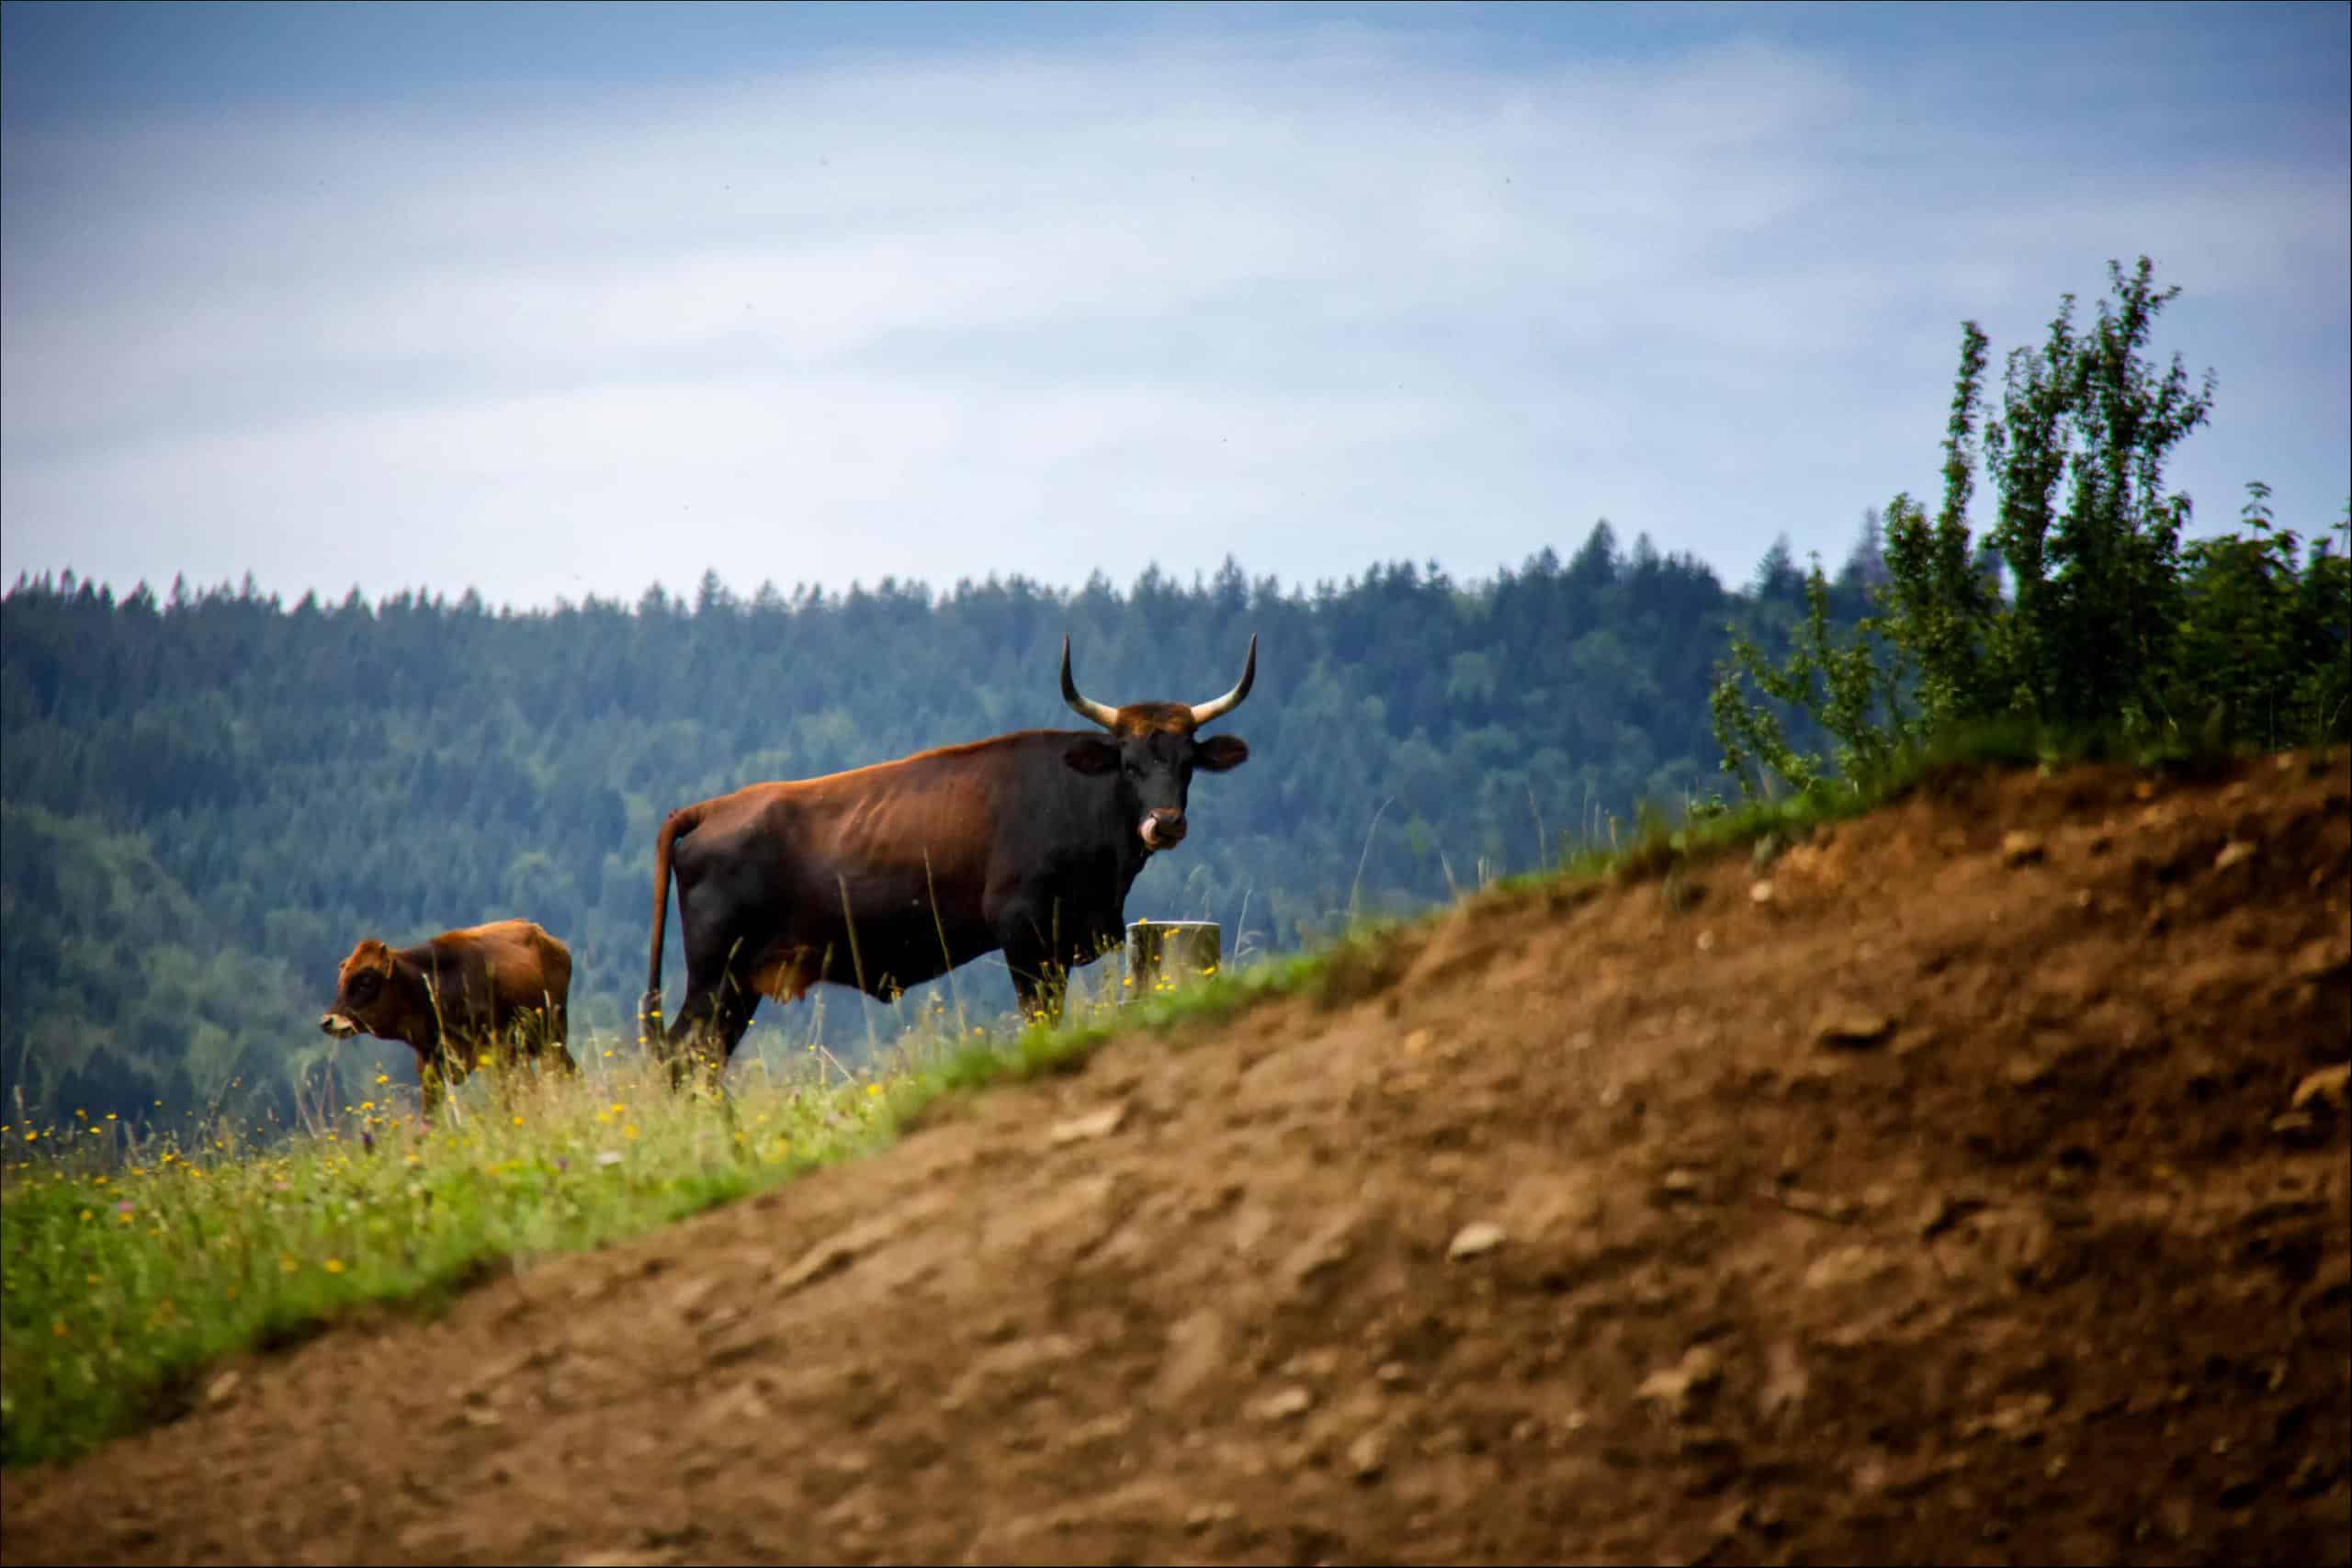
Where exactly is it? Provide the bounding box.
[1060,637,1120,730]
[1189,634,1258,727]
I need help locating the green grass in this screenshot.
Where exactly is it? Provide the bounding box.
[4,721,2306,1472]
[0,1049,904,1469]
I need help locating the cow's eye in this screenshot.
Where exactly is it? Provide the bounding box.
[350,974,380,1001]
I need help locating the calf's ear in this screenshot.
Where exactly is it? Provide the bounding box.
[1193,735,1250,772]
[1063,739,1121,775]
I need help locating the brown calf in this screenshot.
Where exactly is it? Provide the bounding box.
[319,919,576,1118]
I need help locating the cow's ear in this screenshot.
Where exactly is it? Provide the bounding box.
[1063,739,1121,775]
[1193,735,1250,772]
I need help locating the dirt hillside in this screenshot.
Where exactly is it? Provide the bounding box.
[6,751,2347,1567]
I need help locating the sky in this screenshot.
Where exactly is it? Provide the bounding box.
[3,0,2346,613]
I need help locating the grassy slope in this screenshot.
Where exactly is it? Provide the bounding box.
[0,725,2255,1471]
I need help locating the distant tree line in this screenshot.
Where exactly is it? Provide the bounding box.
[2,524,1875,1129]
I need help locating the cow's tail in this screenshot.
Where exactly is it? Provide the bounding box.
[641,802,708,1049]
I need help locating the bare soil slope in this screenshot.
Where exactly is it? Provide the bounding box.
[6,752,2348,1568]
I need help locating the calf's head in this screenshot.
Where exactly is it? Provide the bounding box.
[320,939,421,1044]
[1060,633,1254,851]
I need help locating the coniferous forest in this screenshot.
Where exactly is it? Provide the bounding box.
[1,521,1884,1129]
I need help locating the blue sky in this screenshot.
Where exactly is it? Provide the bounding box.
[3,1,2345,611]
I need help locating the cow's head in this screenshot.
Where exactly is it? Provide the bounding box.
[1060,634,1254,852]
[320,938,418,1044]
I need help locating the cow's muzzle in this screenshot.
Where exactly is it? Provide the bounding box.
[320,1012,360,1039]
[1140,809,1187,850]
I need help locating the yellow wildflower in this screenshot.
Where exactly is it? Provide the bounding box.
[323,1258,346,1275]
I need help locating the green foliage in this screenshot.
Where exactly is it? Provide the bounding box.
[1712,256,2347,799]
[2174,485,2352,750]
[1709,560,1917,801]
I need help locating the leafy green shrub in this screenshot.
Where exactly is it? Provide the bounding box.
[1713,256,2349,798]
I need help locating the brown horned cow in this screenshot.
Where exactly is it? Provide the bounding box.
[642,634,1257,1087]
[319,919,576,1118]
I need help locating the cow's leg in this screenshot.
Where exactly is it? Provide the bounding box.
[664,948,761,1094]
[994,921,1069,1028]
[551,1002,578,1075]
[526,1006,580,1079]
[416,1049,449,1125]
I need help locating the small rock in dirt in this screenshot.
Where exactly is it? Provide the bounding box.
[1770,1185,1857,1222]
[1348,1428,1389,1480]
[1658,1168,1704,1201]
[2290,1063,2348,1113]
[1758,1338,1809,1420]
[1447,1221,1508,1258]
[1403,1027,1433,1056]
[2290,940,2350,982]
[1635,1346,1723,1416]
[2212,840,2256,872]
[2286,1452,2337,1496]
[2005,1053,2053,1089]
[1803,1244,1896,1292]
[1184,1502,1238,1534]
[2000,829,2046,865]
[1748,879,1776,905]
[1813,1010,1895,1050]
[204,1371,242,1407]
[1970,1392,2052,1443]
[1695,930,1717,953]
[2268,1111,2322,1147]
[1278,1347,1342,1381]
[1252,1386,1314,1422]
[1374,1359,1411,1386]
[1047,1103,1127,1145]
[1920,1193,1987,1239]
[1152,1310,1228,1407]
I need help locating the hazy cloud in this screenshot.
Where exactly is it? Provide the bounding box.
[4,8,2345,607]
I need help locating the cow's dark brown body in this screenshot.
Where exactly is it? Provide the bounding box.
[319,919,575,1116]
[643,637,1256,1084]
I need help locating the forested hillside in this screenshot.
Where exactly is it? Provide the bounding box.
[2,522,1878,1127]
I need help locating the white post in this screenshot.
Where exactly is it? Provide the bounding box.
[1124,919,1223,1003]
